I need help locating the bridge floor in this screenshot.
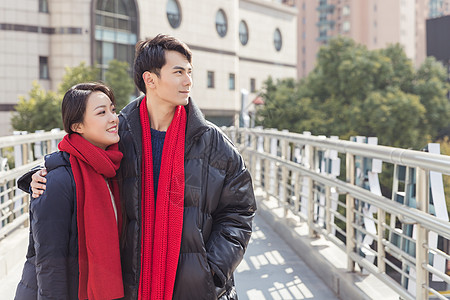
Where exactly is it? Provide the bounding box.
[235,214,340,299]
[0,214,339,300]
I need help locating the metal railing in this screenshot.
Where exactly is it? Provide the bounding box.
[1,127,449,299]
[0,129,64,240]
[223,127,450,300]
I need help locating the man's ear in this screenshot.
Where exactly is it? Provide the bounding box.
[143,71,157,89]
[71,122,83,134]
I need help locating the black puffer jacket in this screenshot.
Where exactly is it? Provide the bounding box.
[118,96,256,300]
[15,152,79,300]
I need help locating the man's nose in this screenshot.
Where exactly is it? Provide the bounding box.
[184,74,192,86]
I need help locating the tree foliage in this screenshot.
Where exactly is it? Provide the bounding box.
[58,62,100,95]
[256,36,450,150]
[12,60,135,132]
[438,137,450,217]
[105,59,134,111]
[11,82,62,132]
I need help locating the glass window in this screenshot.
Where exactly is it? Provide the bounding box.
[250,78,256,93]
[215,9,227,37]
[342,5,350,16]
[342,21,350,32]
[95,0,138,80]
[39,56,49,79]
[167,0,182,29]
[229,73,235,90]
[39,0,49,13]
[207,71,215,88]
[239,20,249,46]
[274,28,282,51]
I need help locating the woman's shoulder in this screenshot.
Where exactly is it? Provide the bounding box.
[43,151,74,190]
[31,152,75,215]
[44,151,71,172]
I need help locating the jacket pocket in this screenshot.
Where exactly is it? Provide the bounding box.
[173,253,217,300]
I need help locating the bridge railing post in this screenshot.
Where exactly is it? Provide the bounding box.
[249,131,257,185]
[325,185,331,233]
[377,207,386,274]
[280,133,289,217]
[263,134,271,194]
[415,166,429,300]
[306,144,315,237]
[346,152,356,272]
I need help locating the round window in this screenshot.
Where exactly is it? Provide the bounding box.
[215,9,228,37]
[239,20,249,45]
[274,28,282,51]
[167,0,182,29]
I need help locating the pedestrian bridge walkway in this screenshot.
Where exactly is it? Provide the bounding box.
[0,198,344,300]
[1,128,449,299]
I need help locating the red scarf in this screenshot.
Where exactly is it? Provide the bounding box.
[138,97,186,300]
[58,134,124,300]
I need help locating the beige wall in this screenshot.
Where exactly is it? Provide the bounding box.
[48,0,92,91]
[0,1,51,135]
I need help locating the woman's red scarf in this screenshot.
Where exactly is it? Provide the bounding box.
[58,134,124,300]
[138,97,186,300]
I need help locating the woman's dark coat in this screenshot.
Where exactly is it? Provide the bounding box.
[15,152,79,300]
[118,96,256,300]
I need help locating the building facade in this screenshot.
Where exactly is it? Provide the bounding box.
[0,0,297,136]
[297,0,431,79]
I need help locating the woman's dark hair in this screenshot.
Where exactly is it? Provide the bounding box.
[134,34,192,94]
[61,82,115,134]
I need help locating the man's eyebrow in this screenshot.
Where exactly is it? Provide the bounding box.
[173,65,192,71]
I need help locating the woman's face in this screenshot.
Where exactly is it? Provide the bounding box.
[73,91,119,149]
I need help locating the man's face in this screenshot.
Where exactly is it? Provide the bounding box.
[150,50,192,107]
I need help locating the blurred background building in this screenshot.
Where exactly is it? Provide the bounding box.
[297,0,450,79]
[2,0,450,137]
[0,0,297,136]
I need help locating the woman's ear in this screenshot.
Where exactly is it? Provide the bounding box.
[71,122,83,134]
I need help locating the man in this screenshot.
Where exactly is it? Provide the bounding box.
[28,34,256,300]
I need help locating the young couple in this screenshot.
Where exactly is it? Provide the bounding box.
[15,34,256,300]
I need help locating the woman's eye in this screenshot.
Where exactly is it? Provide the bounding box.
[98,111,105,115]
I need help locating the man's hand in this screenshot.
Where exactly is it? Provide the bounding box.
[31,169,48,198]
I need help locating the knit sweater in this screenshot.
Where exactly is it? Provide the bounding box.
[150,128,166,200]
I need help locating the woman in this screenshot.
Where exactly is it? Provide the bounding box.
[15,83,124,300]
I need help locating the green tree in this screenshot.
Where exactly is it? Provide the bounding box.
[437,137,450,218]
[379,44,415,93]
[357,88,426,148]
[58,62,100,95]
[11,82,62,132]
[257,36,449,150]
[105,59,135,111]
[414,57,450,138]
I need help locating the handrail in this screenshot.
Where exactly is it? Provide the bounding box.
[242,128,450,175]
[0,131,65,148]
[0,129,63,240]
[253,149,450,240]
[225,127,450,300]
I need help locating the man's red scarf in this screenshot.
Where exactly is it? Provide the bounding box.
[58,134,124,300]
[138,97,186,300]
